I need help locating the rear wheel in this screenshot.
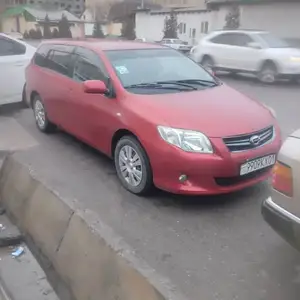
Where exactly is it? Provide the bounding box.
[201,56,215,74]
[33,95,56,133]
[258,61,277,84]
[114,136,153,195]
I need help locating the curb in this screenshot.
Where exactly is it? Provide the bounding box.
[0,214,23,247]
[0,154,188,300]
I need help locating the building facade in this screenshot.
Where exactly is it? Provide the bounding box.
[151,0,206,8]
[3,0,85,15]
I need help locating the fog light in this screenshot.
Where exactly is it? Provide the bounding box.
[179,174,188,182]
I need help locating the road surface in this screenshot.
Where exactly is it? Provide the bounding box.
[5,76,300,300]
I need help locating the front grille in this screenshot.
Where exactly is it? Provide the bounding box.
[223,126,274,152]
[215,166,273,187]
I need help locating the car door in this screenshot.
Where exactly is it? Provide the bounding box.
[40,45,75,127]
[0,36,29,105]
[208,32,238,69]
[65,47,120,154]
[230,33,262,71]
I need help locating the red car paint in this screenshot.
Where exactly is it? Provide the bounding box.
[25,40,282,195]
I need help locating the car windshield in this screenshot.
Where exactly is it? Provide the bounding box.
[105,48,217,94]
[258,33,290,48]
[172,40,185,44]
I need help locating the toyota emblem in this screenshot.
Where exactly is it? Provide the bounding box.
[250,135,260,145]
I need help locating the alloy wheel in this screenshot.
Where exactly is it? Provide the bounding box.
[118,145,143,187]
[34,99,46,129]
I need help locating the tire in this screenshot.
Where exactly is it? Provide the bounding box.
[258,61,277,84]
[21,84,28,108]
[114,136,153,195]
[201,56,214,73]
[289,76,300,84]
[33,95,56,133]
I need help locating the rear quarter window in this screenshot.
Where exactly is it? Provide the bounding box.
[34,44,52,67]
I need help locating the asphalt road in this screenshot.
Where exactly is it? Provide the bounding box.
[7,76,300,300]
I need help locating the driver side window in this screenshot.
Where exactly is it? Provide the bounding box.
[72,47,108,84]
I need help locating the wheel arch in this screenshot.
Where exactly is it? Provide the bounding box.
[30,91,40,108]
[111,129,141,158]
[258,59,279,73]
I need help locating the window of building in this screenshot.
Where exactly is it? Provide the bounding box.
[0,37,26,56]
[201,21,209,34]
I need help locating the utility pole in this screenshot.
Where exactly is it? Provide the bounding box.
[141,0,144,9]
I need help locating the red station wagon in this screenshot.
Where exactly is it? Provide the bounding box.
[25,39,282,195]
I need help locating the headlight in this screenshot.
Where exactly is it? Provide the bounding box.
[290,56,300,62]
[262,103,277,118]
[157,126,213,153]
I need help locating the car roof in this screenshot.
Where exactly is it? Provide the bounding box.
[41,38,165,51]
[212,29,268,35]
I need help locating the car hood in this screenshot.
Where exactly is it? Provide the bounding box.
[267,47,300,57]
[132,84,274,138]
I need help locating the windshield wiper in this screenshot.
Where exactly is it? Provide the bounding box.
[175,79,219,87]
[155,81,197,90]
[124,82,195,91]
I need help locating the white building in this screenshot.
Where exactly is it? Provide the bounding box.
[208,0,300,46]
[135,0,300,46]
[135,7,213,45]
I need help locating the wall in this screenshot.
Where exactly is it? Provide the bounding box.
[2,15,36,34]
[135,10,212,44]
[239,2,300,40]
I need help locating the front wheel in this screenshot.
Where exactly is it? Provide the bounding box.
[114,136,153,195]
[258,62,277,84]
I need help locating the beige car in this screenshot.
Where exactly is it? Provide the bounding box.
[262,129,300,251]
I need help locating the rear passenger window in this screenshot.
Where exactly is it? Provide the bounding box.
[47,49,72,76]
[0,37,26,56]
[72,47,108,83]
[210,33,236,45]
[34,44,51,67]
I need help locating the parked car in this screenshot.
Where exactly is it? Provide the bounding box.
[161,38,192,53]
[0,33,36,106]
[135,38,155,43]
[190,30,300,83]
[5,32,23,40]
[25,40,281,195]
[262,129,300,251]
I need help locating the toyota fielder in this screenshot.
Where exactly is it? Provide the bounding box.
[25,40,282,195]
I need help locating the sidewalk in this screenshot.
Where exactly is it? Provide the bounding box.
[0,116,38,154]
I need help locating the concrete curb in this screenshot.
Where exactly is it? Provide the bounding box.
[0,215,23,247]
[0,154,188,300]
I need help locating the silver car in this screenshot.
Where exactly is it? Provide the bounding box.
[262,129,300,251]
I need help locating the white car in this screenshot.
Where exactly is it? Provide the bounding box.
[161,38,191,53]
[190,30,300,83]
[0,33,36,105]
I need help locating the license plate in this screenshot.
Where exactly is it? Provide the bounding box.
[240,154,276,176]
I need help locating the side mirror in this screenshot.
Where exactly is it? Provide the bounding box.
[83,80,108,94]
[248,42,261,49]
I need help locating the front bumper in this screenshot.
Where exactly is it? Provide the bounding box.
[279,62,300,76]
[148,132,281,195]
[262,197,300,251]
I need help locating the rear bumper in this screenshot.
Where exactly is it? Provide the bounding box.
[262,197,300,251]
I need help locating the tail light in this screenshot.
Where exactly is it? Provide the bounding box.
[272,161,293,197]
